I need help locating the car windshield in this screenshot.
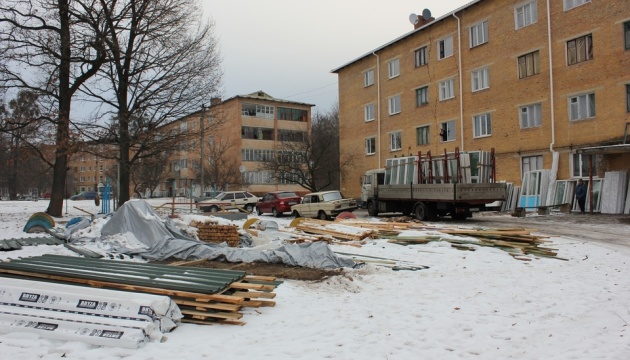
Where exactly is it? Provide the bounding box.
[322,191,342,202]
[278,192,298,198]
[213,192,226,200]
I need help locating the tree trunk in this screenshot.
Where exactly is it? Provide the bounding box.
[118,112,130,206]
[46,0,71,217]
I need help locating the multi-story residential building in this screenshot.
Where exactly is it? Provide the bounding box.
[333,0,630,200]
[68,147,118,196]
[158,90,313,197]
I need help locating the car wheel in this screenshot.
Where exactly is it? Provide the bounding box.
[245,204,254,213]
[292,210,300,218]
[317,211,328,220]
[209,206,219,213]
[256,207,263,216]
[272,208,282,218]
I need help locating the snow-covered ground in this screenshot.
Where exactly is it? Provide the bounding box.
[1,199,629,359]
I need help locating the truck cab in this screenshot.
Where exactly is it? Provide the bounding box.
[361,169,385,206]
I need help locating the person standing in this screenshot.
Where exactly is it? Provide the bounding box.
[575,179,587,214]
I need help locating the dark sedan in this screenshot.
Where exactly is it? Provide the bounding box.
[256,191,302,217]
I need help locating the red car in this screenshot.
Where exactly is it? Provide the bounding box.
[256,191,302,217]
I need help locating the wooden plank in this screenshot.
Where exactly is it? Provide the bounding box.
[231,291,277,299]
[169,259,208,267]
[244,275,277,282]
[172,298,242,312]
[181,309,243,320]
[229,282,276,291]
[182,318,246,326]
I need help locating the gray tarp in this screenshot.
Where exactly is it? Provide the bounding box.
[100,200,355,269]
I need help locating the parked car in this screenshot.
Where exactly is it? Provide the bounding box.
[256,191,303,217]
[41,192,51,199]
[198,191,259,213]
[291,190,358,220]
[70,191,98,200]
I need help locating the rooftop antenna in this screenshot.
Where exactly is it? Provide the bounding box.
[408,13,419,25]
[422,9,432,21]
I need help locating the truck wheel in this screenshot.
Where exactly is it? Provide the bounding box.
[367,201,379,216]
[317,211,329,220]
[414,203,428,221]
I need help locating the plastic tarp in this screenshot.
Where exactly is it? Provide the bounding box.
[100,200,355,269]
[0,277,182,348]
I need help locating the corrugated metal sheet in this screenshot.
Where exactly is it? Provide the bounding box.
[0,236,64,251]
[0,254,246,294]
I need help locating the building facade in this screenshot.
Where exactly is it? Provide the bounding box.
[333,0,630,199]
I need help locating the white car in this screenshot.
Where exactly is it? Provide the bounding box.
[291,190,357,220]
[198,191,259,213]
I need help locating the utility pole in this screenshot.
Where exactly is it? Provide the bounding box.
[200,104,205,196]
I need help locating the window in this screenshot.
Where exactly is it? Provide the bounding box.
[626,85,630,112]
[364,103,375,121]
[520,103,542,128]
[473,113,492,138]
[567,34,593,65]
[416,126,430,145]
[388,95,401,115]
[414,46,428,67]
[471,67,490,91]
[180,122,187,132]
[241,126,275,140]
[470,21,489,48]
[625,21,630,50]
[278,129,305,142]
[572,153,598,178]
[241,103,274,119]
[569,93,595,121]
[440,120,456,142]
[522,155,543,174]
[388,59,400,79]
[515,2,537,29]
[518,51,540,78]
[564,0,591,11]
[438,36,453,59]
[415,86,429,106]
[365,137,376,155]
[439,79,455,100]
[242,149,275,161]
[277,107,307,121]
[390,131,402,151]
[364,69,374,87]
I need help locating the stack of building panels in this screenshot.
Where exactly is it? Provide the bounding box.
[600,171,628,214]
[571,179,604,213]
[0,255,281,326]
[519,170,550,209]
[0,277,181,348]
[500,183,519,212]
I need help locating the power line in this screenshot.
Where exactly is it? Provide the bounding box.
[283,82,337,99]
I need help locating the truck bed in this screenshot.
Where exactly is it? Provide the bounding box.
[377,183,507,203]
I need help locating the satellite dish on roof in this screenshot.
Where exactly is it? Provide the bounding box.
[239,165,246,173]
[409,13,419,25]
[422,9,432,21]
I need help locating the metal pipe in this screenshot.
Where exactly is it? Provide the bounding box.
[452,12,464,151]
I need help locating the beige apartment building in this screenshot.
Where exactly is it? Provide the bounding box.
[159,91,313,197]
[333,0,630,199]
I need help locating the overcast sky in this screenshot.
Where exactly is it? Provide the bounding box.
[202,0,472,114]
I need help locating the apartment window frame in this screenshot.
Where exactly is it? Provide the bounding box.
[364,103,375,122]
[522,155,543,175]
[520,103,543,129]
[415,86,429,107]
[414,46,428,67]
[473,113,492,138]
[470,20,489,48]
[439,78,455,101]
[388,58,400,79]
[624,21,630,50]
[572,153,599,178]
[514,1,538,30]
[626,84,630,113]
[416,125,430,145]
[365,137,376,155]
[564,0,591,11]
[569,93,596,121]
[440,120,456,142]
[437,36,454,60]
[471,67,490,92]
[567,34,593,65]
[388,95,401,115]
[364,69,374,87]
[518,51,540,79]
[389,131,402,151]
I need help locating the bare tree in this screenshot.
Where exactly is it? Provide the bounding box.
[0,0,107,216]
[77,0,222,207]
[192,136,240,193]
[257,104,355,192]
[130,150,169,198]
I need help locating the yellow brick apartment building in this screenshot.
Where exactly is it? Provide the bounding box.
[333,0,630,199]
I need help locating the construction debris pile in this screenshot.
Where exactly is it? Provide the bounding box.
[190,219,240,247]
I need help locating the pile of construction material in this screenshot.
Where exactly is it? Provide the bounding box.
[190,219,240,247]
[0,255,280,327]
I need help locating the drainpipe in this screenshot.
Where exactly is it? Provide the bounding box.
[372,51,381,169]
[546,0,559,206]
[452,13,464,151]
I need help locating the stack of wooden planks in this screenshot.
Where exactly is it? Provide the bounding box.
[290,218,377,241]
[388,227,563,260]
[0,255,281,325]
[190,220,240,247]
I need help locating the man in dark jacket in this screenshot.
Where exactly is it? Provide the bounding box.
[575,179,587,214]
